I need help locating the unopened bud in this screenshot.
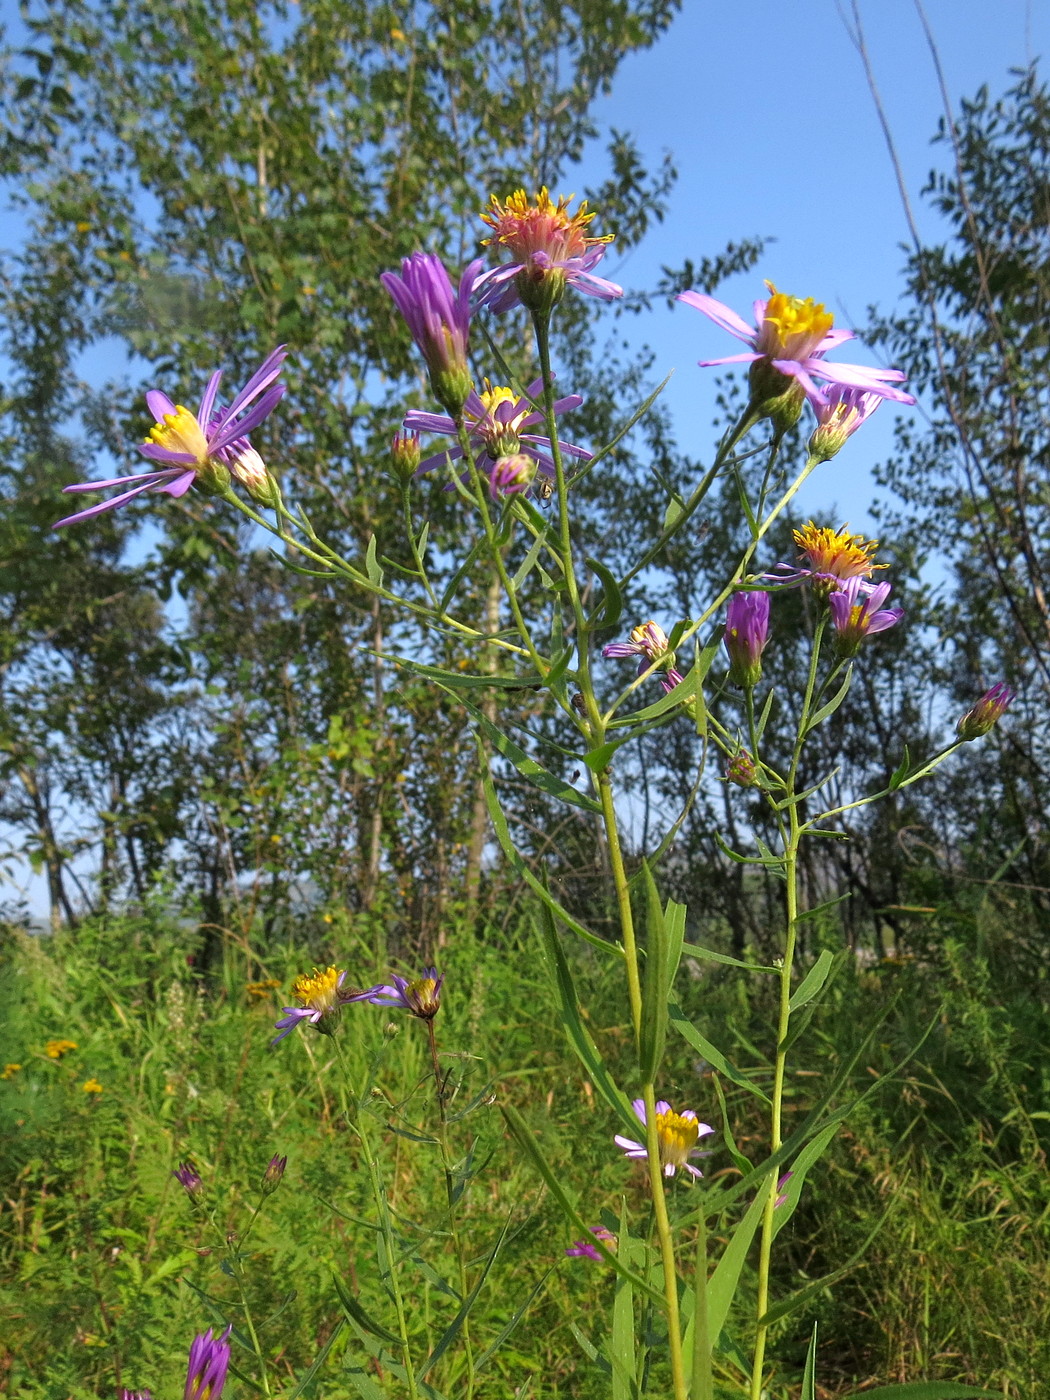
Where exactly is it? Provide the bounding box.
[489,452,537,499]
[261,1153,287,1196]
[173,1161,203,1198]
[227,440,280,508]
[725,749,758,787]
[957,682,1014,741]
[391,431,421,480]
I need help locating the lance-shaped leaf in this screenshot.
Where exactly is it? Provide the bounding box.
[801,1323,818,1400]
[788,948,841,1013]
[587,556,623,629]
[283,1318,346,1400]
[668,1001,770,1104]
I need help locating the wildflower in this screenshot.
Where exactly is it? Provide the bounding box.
[54,348,287,527]
[957,682,1014,741]
[261,1153,287,1196]
[775,1171,794,1209]
[724,591,770,688]
[565,1226,616,1261]
[183,1325,232,1400]
[725,748,758,787]
[44,1038,78,1059]
[351,968,444,1020]
[769,521,884,598]
[81,1078,103,1094]
[1,1063,22,1080]
[677,283,913,427]
[120,1391,152,1400]
[807,384,882,462]
[390,431,421,480]
[272,966,351,1044]
[246,979,281,999]
[828,577,903,656]
[173,1162,203,1197]
[404,378,590,486]
[603,621,684,694]
[614,1097,714,1180]
[488,452,538,499]
[381,252,481,416]
[474,188,622,315]
[218,433,280,509]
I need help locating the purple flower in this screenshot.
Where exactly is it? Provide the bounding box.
[957,681,1015,740]
[54,348,287,528]
[725,748,758,788]
[724,591,770,688]
[183,1325,232,1400]
[603,620,684,694]
[827,577,903,656]
[614,1098,714,1180]
[774,1171,794,1209]
[261,1153,287,1195]
[487,452,538,499]
[272,966,351,1045]
[350,968,444,1020]
[474,188,623,314]
[765,521,885,598]
[381,252,481,415]
[173,1162,202,1197]
[806,384,882,461]
[677,283,913,408]
[404,378,590,485]
[565,1225,616,1261]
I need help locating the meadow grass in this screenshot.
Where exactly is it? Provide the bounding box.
[1,907,1046,1398]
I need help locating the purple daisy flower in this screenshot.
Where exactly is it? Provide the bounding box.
[614,1097,714,1180]
[473,188,622,314]
[381,252,481,415]
[806,383,883,460]
[404,378,590,485]
[603,620,684,694]
[272,966,351,1045]
[677,282,913,407]
[957,681,1015,740]
[827,577,903,656]
[724,591,770,688]
[350,967,444,1020]
[54,347,287,528]
[565,1225,616,1261]
[183,1325,232,1400]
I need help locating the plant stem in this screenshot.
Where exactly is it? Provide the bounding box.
[691,1201,713,1400]
[642,1083,688,1400]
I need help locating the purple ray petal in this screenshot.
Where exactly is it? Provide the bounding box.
[145,389,177,422]
[677,291,757,342]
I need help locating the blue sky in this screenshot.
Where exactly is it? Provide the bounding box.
[577,0,1049,532]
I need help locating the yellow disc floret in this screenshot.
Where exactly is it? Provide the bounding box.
[481,187,613,262]
[756,283,834,361]
[655,1107,700,1169]
[145,405,210,463]
[793,522,884,584]
[44,1038,78,1059]
[291,966,344,1015]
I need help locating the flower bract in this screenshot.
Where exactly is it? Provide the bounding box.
[54,348,287,527]
[173,1161,203,1196]
[614,1097,714,1179]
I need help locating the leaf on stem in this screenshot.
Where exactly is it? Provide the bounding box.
[668,1002,771,1105]
[788,948,841,1013]
[801,1323,819,1400]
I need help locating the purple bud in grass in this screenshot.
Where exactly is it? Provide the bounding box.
[262,1153,287,1196]
[724,591,769,688]
[957,682,1014,740]
[183,1326,231,1400]
[381,253,481,417]
[173,1162,202,1198]
[565,1225,616,1261]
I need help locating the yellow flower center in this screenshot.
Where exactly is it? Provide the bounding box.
[481,187,613,262]
[145,405,210,463]
[44,1039,78,1059]
[757,283,834,360]
[477,383,518,415]
[81,1078,103,1094]
[655,1109,700,1167]
[629,621,670,656]
[291,966,343,1014]
[793,522,884,582]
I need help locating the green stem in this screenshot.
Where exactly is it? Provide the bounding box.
[221,1232,272,1397]
[642,1084,688,1400]
[332,1033,420,1400]
[426,1017,476,1400]
[597,770,643,1043]
[691,1202,713,1400]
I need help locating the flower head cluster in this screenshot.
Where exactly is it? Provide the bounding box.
[770,521,885,598]
[404,379,590,489]
[828,577,903,656]
[724,591,770,688]
[615,1098,714,1180]
[44,1038,77,1059]
[603,621,684,694]
[381,252,481,415]
[55,348,287,528]
[272,966,352,1044]
[957,682,1014,740]
[475,188,622,315]
[565,1225,616,1261]
[352,968,444,1020]
[678,282,912,427]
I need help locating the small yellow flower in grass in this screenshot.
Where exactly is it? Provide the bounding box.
[44,1038,78,1059]
[81,1078,104,1094]
[246,979,281,999]
[2,1063,22,1080]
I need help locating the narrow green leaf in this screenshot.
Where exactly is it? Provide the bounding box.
[583,733,633,773]
[474,1268,555,1374]
[887,744,912,791]
[571,371,673,484]
[364,533,383,586]
[759,1205,891,1328]
[800,1324,818,1400]
[844,1386,998,1399]
[283,1318,345,1400]
[396,656,539,691]
[754,685,776,741]
[710,1073,751,1175]
[680,941,778,974]
[772,1122,838,1240]
[788,949,839,1012]
[796,892,851,923]
[707,1181,771,1344]
[587,556,623,629]
[511,529,550,590]
[668,1002,771,1104]
[664,897,687,990]
[331,1273,401,1346]
[805,663,853,733]
[615,664,699,724]
[610,1198,636,1400]
[418,1220,511,1378]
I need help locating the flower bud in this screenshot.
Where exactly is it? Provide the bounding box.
[261,1153,287,1196]
[489,452,537,499]
[390,431,421,480]
[227,440,280,509]
[724,591,770,689]
[173,1161,202,1198]
[725,749,758,787]
[957,682,1014,740]
[806,386,881,462]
